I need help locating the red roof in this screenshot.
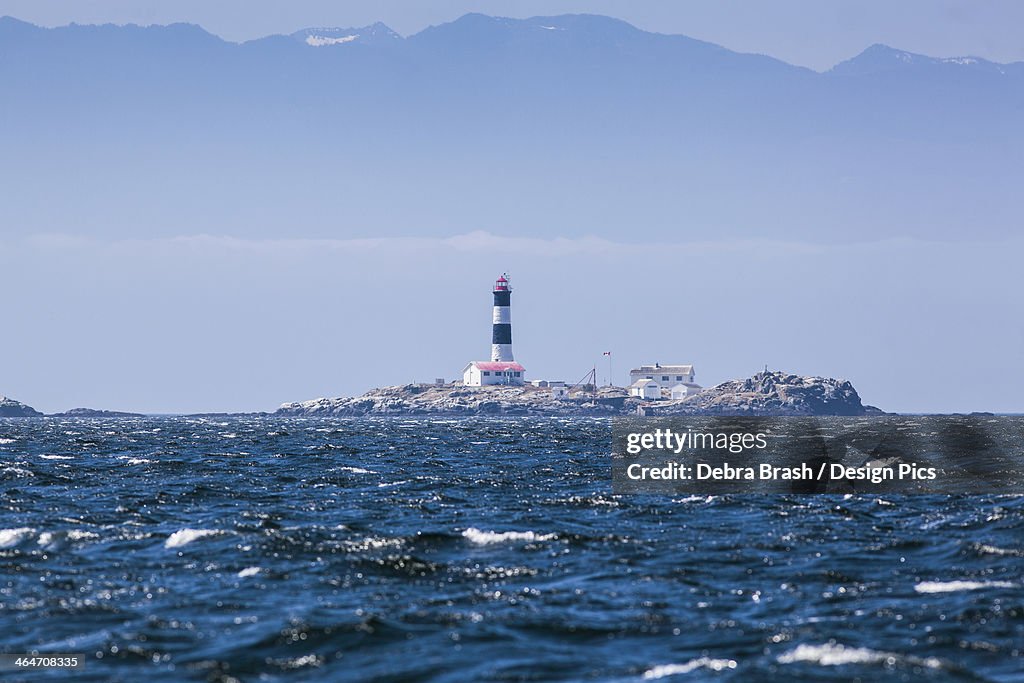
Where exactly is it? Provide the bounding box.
[469,361,525,372]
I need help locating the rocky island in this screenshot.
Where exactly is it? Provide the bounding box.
[1,372,879,418]
[277,371,879,417]
[48,408,146,418]
[639,372,879,417]
[0,396,44,417]
[0,398,144,418]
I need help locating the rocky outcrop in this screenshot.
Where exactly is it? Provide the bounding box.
[0,396,44,417]
[278,383,625,417]
[48,408,146,418]
[640,371,868,416]
[278,372,876,417]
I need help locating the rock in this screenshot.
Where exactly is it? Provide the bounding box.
[0,396,44,417]
[48,408,146,418]
[643,371,870,416]
[277,372,877,417]
[277,383,618,417]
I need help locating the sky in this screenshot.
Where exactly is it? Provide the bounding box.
[2,232,1021,415]
[1,0,1023,70]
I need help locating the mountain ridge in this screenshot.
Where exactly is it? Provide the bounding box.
[3,13,1021,72]
[2,13,1021,244]
[832,42,1020,76]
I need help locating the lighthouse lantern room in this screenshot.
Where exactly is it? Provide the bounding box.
[462,274,526,386]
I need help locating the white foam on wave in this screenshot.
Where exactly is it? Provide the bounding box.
[342,536,404,552]
[644,658,737,678]
[0,527,36,549]
[975,544,1022,557]
[462,528,557,545]
[237,567,261,578]
[778,643,941,668]
[40,454,74,460]
[38,530,100,547]
[673,495,716,504]
[915,580,1015,593]
[2,467,34,477]
[0,437,17,444]
[40,530,99,542]
[69,529,99,540]
[165,528,223,549]
[339,466,374,474]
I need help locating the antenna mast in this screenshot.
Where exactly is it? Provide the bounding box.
[568,366,598,399]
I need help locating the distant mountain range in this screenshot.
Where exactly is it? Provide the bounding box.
[1,13,1021,242]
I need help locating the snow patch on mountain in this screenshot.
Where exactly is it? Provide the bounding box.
[306,34,359,47]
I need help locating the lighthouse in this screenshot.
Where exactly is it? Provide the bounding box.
[491,274,514,362]
[462,274,526,386]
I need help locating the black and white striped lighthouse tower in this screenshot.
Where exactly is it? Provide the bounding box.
[491,274,514,362]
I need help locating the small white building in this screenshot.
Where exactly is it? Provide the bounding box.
[671,383,703,399]
[630,379,661,400]
[463,361,526,386]
[630,364,696,387]
[551,386,569,399]
[529,379,566,388]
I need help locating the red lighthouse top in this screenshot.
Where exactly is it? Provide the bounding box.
[494,274,510,292]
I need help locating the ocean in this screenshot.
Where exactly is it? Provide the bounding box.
[1,417,1022,681]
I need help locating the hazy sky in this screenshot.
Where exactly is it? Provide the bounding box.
[2,2,1022,414]
[2,0,1024,70]
[2,232,1021,415]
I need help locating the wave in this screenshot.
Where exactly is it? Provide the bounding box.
[341,536,405,552]
[165,528,223,549]
[778,643,941,668]
[672,495,717,504]
[973,543,1023,557]
[914,580,1016,593]
[237,567,261,578]
[38,530,100,548]
[0,527,36,549]
[548,494,620,507]
[2,466,34,477]
[40,454,75,460]
[462,528,557,545]
[643,658,737,678]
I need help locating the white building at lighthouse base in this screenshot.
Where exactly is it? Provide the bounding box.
[462,361,526,386]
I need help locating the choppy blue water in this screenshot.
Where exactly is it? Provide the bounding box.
[1,417,1022,682]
